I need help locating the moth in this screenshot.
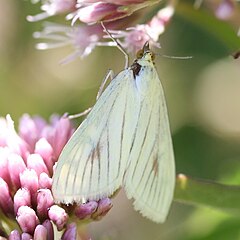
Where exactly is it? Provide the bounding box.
[52,40,175,223]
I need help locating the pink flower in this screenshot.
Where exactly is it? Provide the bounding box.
[16,206,39,234]
[109,24,160,53]
[93,198,113,219]
[33,225,48,239]
[62,223,77,240]
[74,2,131,23]
[27,0,77,22]
[9,230,21,240]
[107,5,174,53]
[215,0,235,20]
[78,0,146,5]
[0,115,28,160]
[28,0,159,23]
[33,23,104,63]
[72,0,160,24]
[20,169,39,197]
[19,114,74,160]
[0,177,14,216]
[14,188,31,214]
[48,205,68,231]
[0,114,113,239]
[37,189,55,218]
[28,0,177,63]
[74,201,98,219]
[42,220,54,239]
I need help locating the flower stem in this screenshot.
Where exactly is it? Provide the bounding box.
[0,210,20,235]
[174,174,240,215]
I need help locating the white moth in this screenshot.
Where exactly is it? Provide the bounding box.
[52,42,175,223]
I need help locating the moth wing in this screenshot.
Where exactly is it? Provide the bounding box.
[52,69,139,203]
[123,75,175,223]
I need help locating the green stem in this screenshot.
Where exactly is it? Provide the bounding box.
[0,210,20,235]
[174,174,240,215]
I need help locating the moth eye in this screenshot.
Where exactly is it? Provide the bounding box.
[136,49,144,59]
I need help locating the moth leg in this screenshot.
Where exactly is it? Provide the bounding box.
[96,69,114,100]
[68,107,92,119]
[101,21,129,69]
[68,69,114,119]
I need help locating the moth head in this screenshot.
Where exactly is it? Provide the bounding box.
[136,42,155,63]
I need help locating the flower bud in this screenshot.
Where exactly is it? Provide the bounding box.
[39,172,52,189]
[62,223,77,240]
[14,188,31,214]
[3,115,29,160]
[8,153,26,189]
[20,169,39,195]
[33,225,47,240]
[18,114,43,153]
[75,201,98,220]
[42,220,54,240]
[48,205,68,231]
[8,230,21,240]
[0,177,14,216]
[34,138,54,174]
[47,117,74,159]
[92,198,112,219]
[37,189,54,219]
[27,154,49,177]
[17,206,39,234]
[21,233,32,240]
[0,147,10,183]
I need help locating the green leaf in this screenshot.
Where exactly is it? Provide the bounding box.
[176,3,240,51]
[174,174,240,215]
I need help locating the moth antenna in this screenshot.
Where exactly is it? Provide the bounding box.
[156,53,193,60]
[100,21,129,68]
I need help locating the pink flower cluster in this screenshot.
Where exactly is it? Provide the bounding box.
[28,0,155,23]
[28,0,175,63]
[28,0,240,63]
[72,0,156,24]
[0,114,112,239]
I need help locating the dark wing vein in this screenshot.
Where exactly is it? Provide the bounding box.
[130,104,153,184]
[68,90,121,196]
[117,89,128,180]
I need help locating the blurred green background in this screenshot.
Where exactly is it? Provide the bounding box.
[1,0,240,239]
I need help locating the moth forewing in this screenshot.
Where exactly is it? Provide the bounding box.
[52,69,134,203]
[52,44,175,223]
[123,55,175,223]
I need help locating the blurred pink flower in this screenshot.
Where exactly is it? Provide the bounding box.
[28,0,177,62]
[215,0,235,20]
[33,23,104,63]
[28,0,159,23]
[78,0,146,4]
[27,0,77,21]
[108,5,174,53]
[62,223,77,239]
[72,0,160,24]
[0,114,113,239]
[31,4,174,64]
[74,2,129,23]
